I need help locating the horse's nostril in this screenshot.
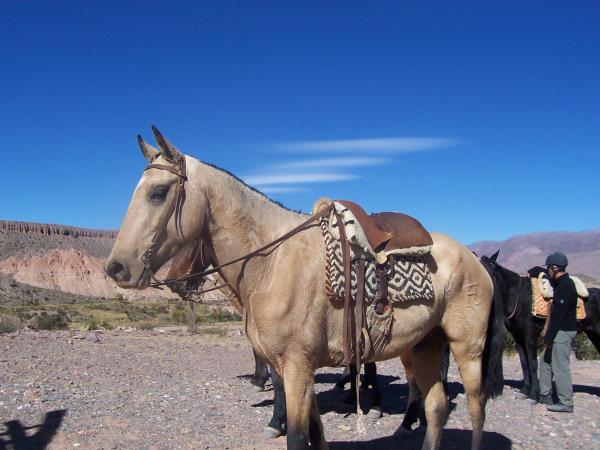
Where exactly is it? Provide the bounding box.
[107,261,127,281]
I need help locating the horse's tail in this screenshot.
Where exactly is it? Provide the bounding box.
[482,279,504,399]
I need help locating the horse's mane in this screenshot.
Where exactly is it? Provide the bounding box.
[201,161,304,214]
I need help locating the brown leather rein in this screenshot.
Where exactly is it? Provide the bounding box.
[140,157,334,293]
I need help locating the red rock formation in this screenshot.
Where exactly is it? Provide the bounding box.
[0,249,173,300]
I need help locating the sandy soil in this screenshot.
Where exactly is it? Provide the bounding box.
[1,326,599,449]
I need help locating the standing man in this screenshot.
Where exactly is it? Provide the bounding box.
[538,251,578,412]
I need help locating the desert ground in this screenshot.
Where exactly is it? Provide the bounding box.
[1,325,599,450]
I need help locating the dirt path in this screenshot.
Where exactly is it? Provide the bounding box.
[1,327,599,449]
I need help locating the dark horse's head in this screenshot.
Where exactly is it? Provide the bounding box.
[479,250,525,308]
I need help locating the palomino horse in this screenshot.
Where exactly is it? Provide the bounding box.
[105,127,503,450]
[480,252,600,403]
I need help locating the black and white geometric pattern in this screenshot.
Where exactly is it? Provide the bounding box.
[320,216,434,304]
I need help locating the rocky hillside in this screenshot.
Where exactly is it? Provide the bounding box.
[470,228,600,281]
[0,221,173,302]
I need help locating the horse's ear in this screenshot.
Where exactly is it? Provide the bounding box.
[151,125,182,163]
[490,250,500,263]
[138,135,160,162]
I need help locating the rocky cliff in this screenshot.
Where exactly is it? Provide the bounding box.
[0,248,174,301]
[0,220,118,238]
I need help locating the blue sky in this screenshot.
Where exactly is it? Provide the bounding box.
[1,1,598,244]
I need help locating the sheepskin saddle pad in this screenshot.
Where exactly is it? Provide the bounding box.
[313,198,435,304]
[531,273,588,320]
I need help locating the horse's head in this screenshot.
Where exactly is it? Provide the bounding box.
[480,250,522,299]
[104,127,209,289]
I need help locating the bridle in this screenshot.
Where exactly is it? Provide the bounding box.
[141,154,187,286]
[139,154,335,296]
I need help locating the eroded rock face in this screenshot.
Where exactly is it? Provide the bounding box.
[0,248,173,300]
[0,221,118,238]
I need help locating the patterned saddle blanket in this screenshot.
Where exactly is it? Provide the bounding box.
[531,275,587,320]
[318,200,435,305]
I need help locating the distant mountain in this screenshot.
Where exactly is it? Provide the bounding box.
[1,219,598,304]
[469,228,600,281]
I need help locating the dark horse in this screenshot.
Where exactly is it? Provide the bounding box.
[480,251,600,402]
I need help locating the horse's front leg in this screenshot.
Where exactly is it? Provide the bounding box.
[524,330,541,403]
[513,337,531,399]
[283,357,328,450]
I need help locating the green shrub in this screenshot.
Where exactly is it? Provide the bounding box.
[0,314,23,333]
[196,306,241,324]
[138,321,155,331]
[36,311,70,330]
[84,317,115,331]
[200,326,228,337]
[84,318,100,331]
[99,319,113,330]
[170,307,186,324]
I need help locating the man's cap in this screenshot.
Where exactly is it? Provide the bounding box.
[545,252,568,268]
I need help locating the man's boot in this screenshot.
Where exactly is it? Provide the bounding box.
[546,403,574,413]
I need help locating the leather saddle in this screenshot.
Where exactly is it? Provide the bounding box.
[336,200,433,255]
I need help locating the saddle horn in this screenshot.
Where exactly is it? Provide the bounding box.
[151,125,182,163]
[138,135,160,162]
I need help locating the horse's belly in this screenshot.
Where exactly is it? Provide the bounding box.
[371,304,437,360]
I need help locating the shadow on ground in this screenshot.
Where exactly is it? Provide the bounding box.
[329,429,512,449]
[0,409,66,450]
[505,378,600,398]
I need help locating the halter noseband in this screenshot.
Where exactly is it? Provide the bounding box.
[141,156,188,285]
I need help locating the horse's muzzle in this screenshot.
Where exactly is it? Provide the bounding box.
[105,260,130,283]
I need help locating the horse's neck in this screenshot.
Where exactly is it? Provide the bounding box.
[196,161,306,299]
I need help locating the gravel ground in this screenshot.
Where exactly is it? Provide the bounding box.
[1,326,599,450]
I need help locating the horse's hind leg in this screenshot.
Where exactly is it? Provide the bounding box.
[583,328,600,353]
[449,341,486,450]
[251,349,269,391]
[265,369,286,438]
[409,332,448,450]
[334,365,352,391]
[399,353,422,432]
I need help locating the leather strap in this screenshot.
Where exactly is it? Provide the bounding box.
[334,208,354,365]
[152,203,335,289]
[141,158,187,284]
[355,259,366,414]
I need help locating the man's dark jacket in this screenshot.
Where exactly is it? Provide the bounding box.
[544,273,578,345]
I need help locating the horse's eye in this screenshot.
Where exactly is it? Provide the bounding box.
[149,186,169,203]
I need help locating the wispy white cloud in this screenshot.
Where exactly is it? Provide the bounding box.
[275,137,460,153]
[270,157,389,170]
[244,136,461,195]
[259,186,308,194]
[244,172,358,186]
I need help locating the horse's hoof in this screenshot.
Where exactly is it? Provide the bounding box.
[250,383,265,392]
[514,392,527,400]
[263,426,283,439]
[367,407,383,419]
[526,398,538,405]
